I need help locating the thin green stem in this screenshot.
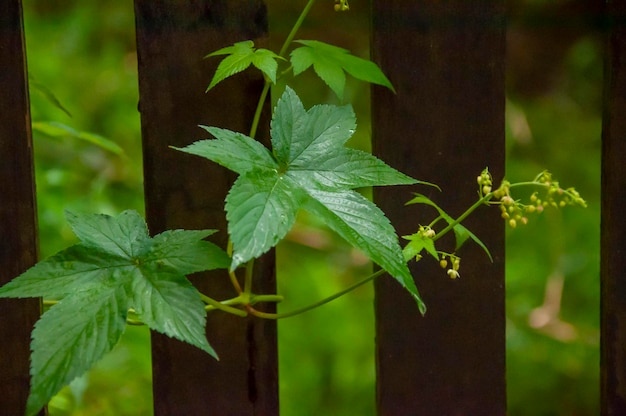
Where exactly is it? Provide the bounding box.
[278,0,317,58]
[251,294,284,304]
[249,268,385,320]
[228,269,243,294]
[249,81,271,139]
[243,259,255,296]
[433,194,493,242]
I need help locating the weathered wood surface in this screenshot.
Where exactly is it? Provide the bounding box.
[134,1,277,414]
[601,1,626,414]
[0,0,42,414]
[371,1,506,414]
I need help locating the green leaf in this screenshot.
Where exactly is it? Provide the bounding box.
[226,171,305,269]
[303,189,424,314]
[0,210,228,414]
[205,40,282,91]
[27,285,127,416]
[406,194,493,261]
[303,189,421,305]
[29,74,72,117]
[179,87,422,308]
[174,126,278,175]
[290,40,395,99]
[129,266,215,355]
[453,223,493,262]
[32,121,124,155]
[402,233,439,261]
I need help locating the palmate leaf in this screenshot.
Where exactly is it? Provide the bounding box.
[205,40,282,91]
[290,40,395,99]
[0,210,229,416]
[177,87,424,308]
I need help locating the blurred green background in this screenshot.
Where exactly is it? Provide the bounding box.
[22,0,600,415]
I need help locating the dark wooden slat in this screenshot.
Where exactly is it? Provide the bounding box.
[0,0,41,414]
[134,1,277,415]
[371,1,506,414]
[601,1,626,414]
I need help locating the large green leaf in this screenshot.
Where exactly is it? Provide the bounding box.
[303,189,424,314]
[177,87,422,306]
[27,285,127,416]
[290,40,395,99]
[205,40,282,91]
[226,171,305,269]
[0,210,229,415]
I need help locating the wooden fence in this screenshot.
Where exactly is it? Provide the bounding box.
[0,0,623,414]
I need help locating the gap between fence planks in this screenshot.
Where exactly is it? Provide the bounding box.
[371,1,507,414]
[0,0,43,415]
[134,1,278,415]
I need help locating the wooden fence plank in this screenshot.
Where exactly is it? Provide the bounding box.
[0,0,42,414]
[371,1,506,414]
[134,1,277,415]
[601,1,626,414]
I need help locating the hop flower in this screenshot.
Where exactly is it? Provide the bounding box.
[487,169,586,229]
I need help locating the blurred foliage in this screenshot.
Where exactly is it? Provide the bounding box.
[21,0,600,415]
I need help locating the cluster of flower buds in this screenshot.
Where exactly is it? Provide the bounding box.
[439,254,461,279]
[496,181,528,229]
[485,169,587,229]
[529,171,587,210]
[334,0,350,11]
[477,169,493,196]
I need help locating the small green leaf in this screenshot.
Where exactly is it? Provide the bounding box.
[402,234,438,261]
[406,194,492,261]
[290,40,394,99]
[453,223,493,262]
[205,40,282,91]
[251,48,280,83]
[0,210,229,414]
[29,74,72,117]
[32,121,124,155]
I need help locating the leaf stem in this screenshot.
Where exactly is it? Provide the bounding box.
[249,81,271,139]
[248,268,385,319]
[278,0,317,58]
[251,294,284,304]
[432,194,493,242]
[228,269,243,294]
[243,259,255,296]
